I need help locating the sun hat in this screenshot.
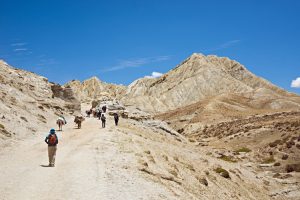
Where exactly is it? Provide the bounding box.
[50,128,55,134]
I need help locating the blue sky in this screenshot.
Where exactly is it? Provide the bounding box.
[0,0,299,93]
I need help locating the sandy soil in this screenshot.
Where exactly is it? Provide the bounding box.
[0,117,176,200]
[1,112,299,200]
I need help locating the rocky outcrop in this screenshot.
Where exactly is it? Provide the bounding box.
[50,84,80,114]
[65,76,126,103]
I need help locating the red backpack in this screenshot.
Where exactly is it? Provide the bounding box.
[48,134,57,145]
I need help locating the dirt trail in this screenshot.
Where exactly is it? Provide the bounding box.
[0,117,175,200]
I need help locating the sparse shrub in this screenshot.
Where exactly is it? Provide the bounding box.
[168,169,178,177]
[273,173,281,178]
[274,162,281,166]
[0,123,4,129]
[196,176,208,186]
[173,156,179,162]
[262,156,275,164]
[282,154,289,160]
[189,138,196,142]
[20,116,28,122]
[286,141,294,149]
[296,144,300,149]
[177,128,184,133]
[219,155,237,163]
[214,167,230,179]
[286,164,300,173]
[269,140,281,148]
[144,150,151,154]
[235,147,251,153]
[141,161,148,167]
[185,163,195,172]
[162,155,168,161]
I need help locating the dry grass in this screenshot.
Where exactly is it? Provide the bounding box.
[219,155,237,163]
[235,147,251,153]
[214,167,230,179]
[262,156,275,164]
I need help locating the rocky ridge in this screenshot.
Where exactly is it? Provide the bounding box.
[65,76,126,103]
[122,53,300,113]
[0,60,80,142]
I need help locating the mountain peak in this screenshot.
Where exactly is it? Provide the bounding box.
[85,76,101,82]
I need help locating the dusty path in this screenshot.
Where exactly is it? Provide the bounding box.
[0,117,175,200]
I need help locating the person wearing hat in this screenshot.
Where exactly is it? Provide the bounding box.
[44,128,58,167]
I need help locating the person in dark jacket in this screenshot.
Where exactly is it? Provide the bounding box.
[45,128,58,167]
[102,105,107,113]
[97,110,102,120]
[101,113,106,128]
[114,113,119,126]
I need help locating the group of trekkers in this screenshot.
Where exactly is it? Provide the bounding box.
[86,105,119,128]
[44,105,120,167]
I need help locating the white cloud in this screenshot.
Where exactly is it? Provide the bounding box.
[291,77,300,88]
[14,48,27,51]
[145,71,163,78]
[207,40,241,52]
[11,42,27,46]
[102,55,172,72]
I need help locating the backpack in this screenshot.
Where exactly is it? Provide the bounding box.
[48,134,57,145]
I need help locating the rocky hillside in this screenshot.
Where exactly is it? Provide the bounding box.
[0,60,80,141]
[65,77,126,103]
[122,53,300,113]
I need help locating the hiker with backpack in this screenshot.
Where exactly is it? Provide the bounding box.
[114,113,119,126]
[101,112,106,128]
[44,129,58,167]
[97,110,102,120]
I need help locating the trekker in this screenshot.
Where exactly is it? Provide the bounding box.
[97,110,102,120]
[86,110,91,117]
[102,105,107,113]
[101,112,106,128]
[114,113,119,126]
[44,129,58,167]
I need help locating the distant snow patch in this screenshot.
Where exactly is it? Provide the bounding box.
[145,72,163,78]
[291,77,300,88]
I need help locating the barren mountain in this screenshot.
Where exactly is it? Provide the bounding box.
[65,76,126,103]
[0,60,80,143]
[122,53,300,113]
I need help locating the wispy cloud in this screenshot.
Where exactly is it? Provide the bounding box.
[291,77,300,88]
[14,48,28,51]
[102,55,172,72]
[206,40,241,52]
[11,42,27,46]
[145,71,163,78]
